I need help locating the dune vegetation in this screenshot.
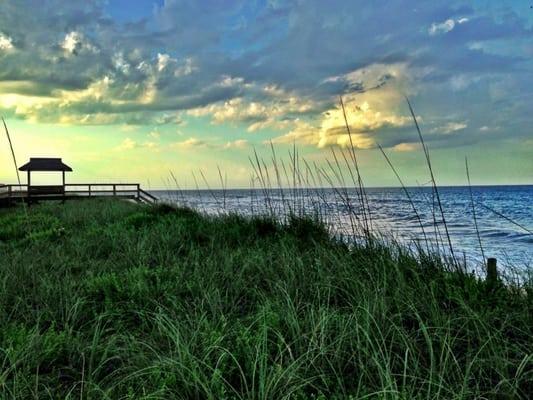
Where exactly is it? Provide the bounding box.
[0,199,531,399]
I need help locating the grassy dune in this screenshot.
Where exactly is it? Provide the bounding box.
[0,199,531,399]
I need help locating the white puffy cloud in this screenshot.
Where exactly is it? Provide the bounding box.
[187,86,320,133]
[429,19,456,35]
[271,63,414,149]
[61,31,80,53]
[112,52,131,74]
[0,33,13,51]
[269,120,319,146]
[271,99,410,150]
[61,31,98,55]
[428,17,468,36]
[157,53,171,72]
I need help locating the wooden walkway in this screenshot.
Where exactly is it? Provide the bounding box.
[0,183,157,206]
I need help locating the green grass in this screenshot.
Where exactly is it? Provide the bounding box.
[0,199,531,399]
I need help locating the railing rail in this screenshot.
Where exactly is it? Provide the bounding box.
[139,188,158,203]
[64,183,142,186]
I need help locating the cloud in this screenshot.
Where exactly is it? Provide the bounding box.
[0,33,13,51]
[148,130,160,139]
[479,125,498,132]
[223,139,249,149]
[60,31,98,56]
[116,137,159,152]
[271,63,414,150]
[429,19,456,35]
[431,121,468,134]
[171,137,209,150]
[270,120,319,146]
[116,137,137,150]
[186,81,325,134]
[171,137,249,151]
[271,98,411,150]
[156,53,172,72]
[392,142,421,152]
[0,0,531,155]
[428,17,469,36]
[187,62,412,141]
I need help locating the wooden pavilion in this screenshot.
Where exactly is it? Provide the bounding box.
[18,157,73,196]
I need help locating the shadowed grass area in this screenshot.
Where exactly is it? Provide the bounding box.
[0,199,531,399]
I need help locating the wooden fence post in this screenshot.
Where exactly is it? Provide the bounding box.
[486,258,498,285]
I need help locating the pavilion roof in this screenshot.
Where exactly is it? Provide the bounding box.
[19,158,73,172]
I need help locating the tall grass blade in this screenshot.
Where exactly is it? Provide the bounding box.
[2,117,30,234]
[405,97,457,265]
[377,143,429,252]
[465,157,486,262]
[479,203,533,235]
[339,95,373,232]
[2,117,22,188]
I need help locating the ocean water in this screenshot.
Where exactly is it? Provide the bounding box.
[153,185,533,271]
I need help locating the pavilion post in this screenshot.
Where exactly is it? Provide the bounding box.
[62,170,66,202]
[27,170,31,202]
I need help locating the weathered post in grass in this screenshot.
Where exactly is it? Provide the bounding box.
[486,257,498,285]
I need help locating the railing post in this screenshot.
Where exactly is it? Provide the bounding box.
[8,185,11,197]
[113,184,116,196]
[486,258,498,284]
[88,185,91,197]
[137,184,140,200]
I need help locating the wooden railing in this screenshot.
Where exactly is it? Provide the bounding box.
[0,184,26,197]
[0,183,157,204]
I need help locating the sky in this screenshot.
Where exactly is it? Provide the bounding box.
[0,0,532,188]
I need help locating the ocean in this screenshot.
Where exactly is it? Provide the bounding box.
[153,185,533,271]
